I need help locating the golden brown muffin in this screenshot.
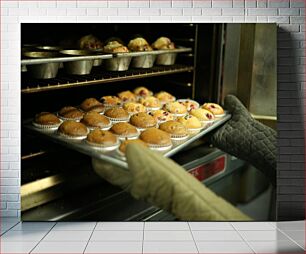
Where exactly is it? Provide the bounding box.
[202,103,224,116]
[148,110,174,123]
[81,112,111,129]
[130,112,157,129]
[58,106,84,120]
[78,34,103,50]
[190,108,215,121]
[140,128,172,146]
[80,98,104,113]
[34,112,61,126]
[178,100,199,111]
[128,38,153,52]
[159,120,188,137]
[152,37,175,50]
[86,129,117,146]
[104,107,129,120]
[163,101,187,115]
[118,90,137,102]
[123,102,146,114]
[177,115,202,129]
[104,41,129,53]
[110,122,138,137]
[100,96,122,107]
[154,91,176,104]
[119,139,148,154]
[58,121,88,137]
[139,96,161,108]
[133,86,152,97]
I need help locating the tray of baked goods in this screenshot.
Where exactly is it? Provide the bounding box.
[24,87,230,169]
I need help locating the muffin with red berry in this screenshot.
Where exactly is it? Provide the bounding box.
[133,86,152,98]
[190,108,215,128]
[177,99,199,111]
[139,96,161,110]
[154,91,175,104]
[177,115,202,134]
[148,110,174,123]
[202,103,225,117]
[163,101,187,117]
[118,90,137,102]
[100,96,122,108]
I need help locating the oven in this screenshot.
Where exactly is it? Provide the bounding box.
[21,23,276,221]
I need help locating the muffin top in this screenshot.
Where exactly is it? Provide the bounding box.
[58,106,84,119]
[154,91,175,103]
[190,108,215,121]
[80,98,104,113]
[110,122,138,136]
[202,103,224,115]
[119,139,148,154]
[152,37,175,50]
[104,41,129,53]
[34,112,61,125]
[87,129,117,145]
[118,90,137,102]
[177,115,202,129]
[128,38,153,52]
[100,96,122,106]
[139,96,161,108]
[178,100,199,111]
[78,34,103,50]
[163,101,187,115]
[133,86,152,97]
[104,107,129,119]
[58,121,88,137]
[123,102,146,114]
[140,128,172,146]
[148,110,174,122]
[81,112,110,128]
[130,112,157,129]
[159,120,188,136]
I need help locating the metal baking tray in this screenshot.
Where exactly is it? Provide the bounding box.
[24,113,230,169]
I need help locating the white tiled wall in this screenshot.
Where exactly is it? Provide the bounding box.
[0,0,305,218]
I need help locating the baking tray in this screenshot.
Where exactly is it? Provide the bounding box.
[24,113,230,169]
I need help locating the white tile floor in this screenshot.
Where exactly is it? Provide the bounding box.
[0,219,304,253]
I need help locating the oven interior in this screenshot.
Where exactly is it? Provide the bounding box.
[21,23,275,221]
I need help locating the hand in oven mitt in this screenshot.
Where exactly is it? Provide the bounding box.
[210,95,277,187]
[92,144,251,221]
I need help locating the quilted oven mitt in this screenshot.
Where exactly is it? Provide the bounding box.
[210,95,277,187]
[92,144,251,221]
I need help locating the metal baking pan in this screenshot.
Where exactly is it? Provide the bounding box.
[24,113,230,169]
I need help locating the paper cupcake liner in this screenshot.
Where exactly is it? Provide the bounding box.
[214,112,226,118]
[172,112,188,119]
[106,116,130,123]
[116,131,140,141]
[57,130,88,140]
[32,120,62,131]
[145,106,161,111]
[135,124,157,132]
[200,120,215,129]
[84,139,120,151]
[58,115,83,122]
[159,97,176,105]
[147,143,173,152]
[186,127,203,135]
[170,134,189,145]
[78,106,105,115]
[86,122,112,131]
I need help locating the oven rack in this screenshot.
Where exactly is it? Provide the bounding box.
[21,64,194,94]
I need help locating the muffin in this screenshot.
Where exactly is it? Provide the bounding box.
[33,112,61,129]
[58,120,88,139]
[100,96,122,108]
[154,91,176,104]
[80,112,111,129]
[118,139,148,155]
[118,90,137,102]
[128,38,153,52]
[129,112,157,129]
[177,99,199,111]
[190,108,215,128]
[148,110,174,123]
[104,41,129,53]
[110,122,139,140]
[139,96,161,109]
[104,107,129,122]
[123,102,146,114]
[152,37,175,50]
[58,106,84,121]
[80,98,105,113]
[133,86,152,98]
[159,120,188,138]
[177,115,202,134]
[163,101,187,116]
[202,103,225,117]
[140,128,172,150]
[86,129,119,149]
[78,34,103,50]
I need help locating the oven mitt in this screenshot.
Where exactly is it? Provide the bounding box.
[92,144,251,221]
[210,95,276,186]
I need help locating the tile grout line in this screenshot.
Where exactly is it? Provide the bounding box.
[230,222,256,254]
[187,222,200,254]
[29,222,57,254]
[0,221,20,236]
[275,227,305,251]
[83,221,98,254]
[142,221,145,254]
